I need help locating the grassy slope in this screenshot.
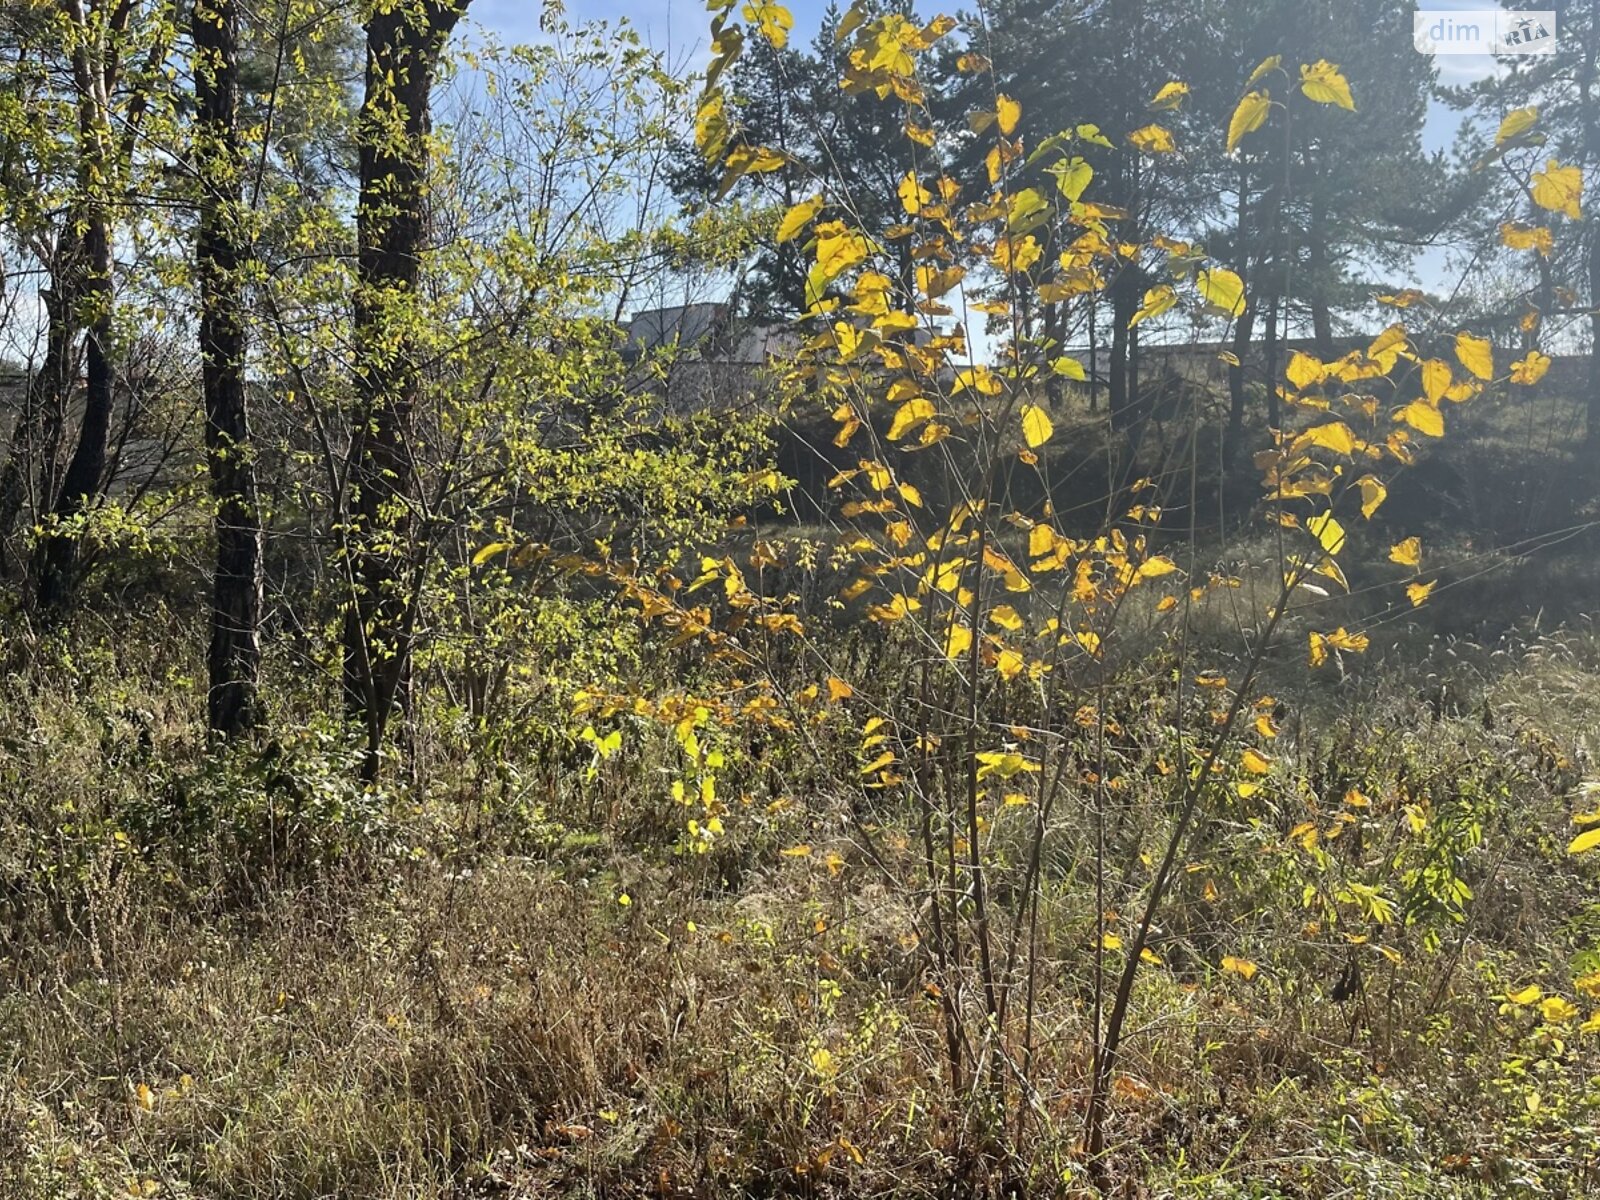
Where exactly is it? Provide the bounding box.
[3,393,1600,1199]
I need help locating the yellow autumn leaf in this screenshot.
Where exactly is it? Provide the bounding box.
[1286,351,1325,390]
[1245,55,1281,87]
[1051,156,1093,201]
[1507,984,1543,1005]
[1389,536,1421,567]
[1240,748,1273,775]
[1406,579,1436,607]
[888,397,936,441]
[1420,359,1451,404]
[1495,106,1538,146]
[1501,222,1553,257]
[995,647,1025,679]
[742,0,794,47]
[1356,474,1387,519]
[781,844,813,858]
[1543,996,1579,1023]
[1308,631,1329,667]
[1454,332,1494,381]
[1510,350,1551,385]
[1019,404,1054,448]
[1399,400,1444,438]
[1569,827,1600,855]
[1004,192,1049,237]
[1299,60,1355,110]
[826,676,853,702]
[990,604,1023,631]
[472,540,513,566]
[1227,90,1271,153]
[1531,159,1583,220]
[943,622,973,660]
[1221,955,1258,980]
[1130,284,1177,327]
[1326,627,1369,653]
[997,93,1021,135]
[917,264,964,299]
[1101,932,1123,951]
[1129,123,1176,153]
[1196,267,1246,318]
[695,92,728,160]
[1150,81,1189,109]
[1306,512,1346,556]
[897,171,931,216]
[1298,421,1356,456]
[954,365,1001,395]
[776,194,824,242]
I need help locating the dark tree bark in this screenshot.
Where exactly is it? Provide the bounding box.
[34,217,111,611]
[1087,300,1098,413]
[1307,196,1335,361]
[1578,6,1599,448]
[1224,163,1253,461]
[1225,295,1256,458]
[0,258,82,578]
[343,0,469,777]
[1589,231,1600,447]
[1263,290,1281,430]
[1107,265,1137,432]
[34,0,122,612]
[195,0,263,735]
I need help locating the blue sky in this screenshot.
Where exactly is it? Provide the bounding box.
[461,1,1521,319]
[466,0,1503,153]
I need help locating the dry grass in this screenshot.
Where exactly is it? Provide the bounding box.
[3,559,1600,1196]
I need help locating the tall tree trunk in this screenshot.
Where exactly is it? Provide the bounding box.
[195,0,262,735]
[1225,297,1256,458]
[34,219,111,611]
[1108,267,1136,433]
[1224,163,1253,462]
[1589,230,1600,447]
[1263,290,1281,430]
[1307,197,1334,360]
[1087,300,1098,413]
[1577,2,1598,446]
[0,262,81,578]
[343,0,468,778]
[35,3,117,612]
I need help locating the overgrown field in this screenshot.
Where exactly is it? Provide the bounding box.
[3,532,1599,1197]
[3,0,1599,1193]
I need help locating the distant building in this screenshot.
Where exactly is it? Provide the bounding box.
[622,302,797,413]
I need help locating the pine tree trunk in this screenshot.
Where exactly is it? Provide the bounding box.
[1308,198,1334,360]
[1588,232,1600,447]
[1263,291,1281,430]
[1108,267,1136,433]
[195,0,262,735]
[1225,297,1256,459]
